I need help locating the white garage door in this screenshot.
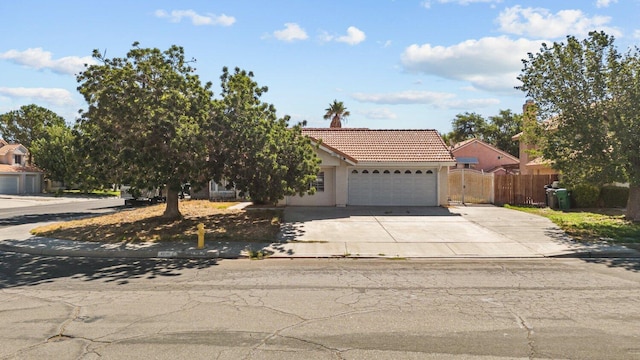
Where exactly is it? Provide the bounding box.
[348,168,437,206]
[0,175,19,195]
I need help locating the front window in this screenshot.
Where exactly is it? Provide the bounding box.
[14,154,22,165]
[310,172,325,192]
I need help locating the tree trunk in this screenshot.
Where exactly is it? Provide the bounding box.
[626,184,640,222]
[162,188,182,219]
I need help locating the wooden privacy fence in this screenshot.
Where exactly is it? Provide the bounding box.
[493,174,559,206]
[448,169,494,204]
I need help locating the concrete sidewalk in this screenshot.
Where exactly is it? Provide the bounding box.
[0,203,638,259]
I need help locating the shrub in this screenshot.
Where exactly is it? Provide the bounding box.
[570,183,600,208]
[599,186,629,208]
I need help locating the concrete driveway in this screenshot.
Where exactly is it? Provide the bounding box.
[276,205,585,258]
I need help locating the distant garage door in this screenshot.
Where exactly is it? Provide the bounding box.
[0,175,19,195]
[348,168,437,206]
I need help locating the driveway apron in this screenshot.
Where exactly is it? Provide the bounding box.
[277,205,578,258]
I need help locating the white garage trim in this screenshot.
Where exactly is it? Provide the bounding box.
[348,168,438,206]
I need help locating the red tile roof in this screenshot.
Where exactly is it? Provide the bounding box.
[0,144,25,156]
[0,164,41,173]
[301,128,455,163]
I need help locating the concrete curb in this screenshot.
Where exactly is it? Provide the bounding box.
[1,238,639,260]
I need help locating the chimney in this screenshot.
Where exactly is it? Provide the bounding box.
[522,100,537,125]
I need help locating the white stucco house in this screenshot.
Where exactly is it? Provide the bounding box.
[0,140,43,194]
[282,128,456,207]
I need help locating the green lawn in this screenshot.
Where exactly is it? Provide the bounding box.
[505,205,640,244]
[57,189,121,197]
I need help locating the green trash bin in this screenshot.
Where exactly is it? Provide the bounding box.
[555,189,570,210]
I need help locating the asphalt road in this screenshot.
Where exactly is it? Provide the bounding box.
[0,198,124,229]
[1,256,639,359]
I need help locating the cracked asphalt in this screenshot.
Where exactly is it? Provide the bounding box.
[1,255,640,359]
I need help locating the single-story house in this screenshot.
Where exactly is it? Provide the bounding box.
[282,128,456,207]
[451,138,519,175]
[0,140,43,194]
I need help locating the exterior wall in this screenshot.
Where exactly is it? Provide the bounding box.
[452,140,518,172]
[285,167,336,206]
[283,150,344,206]
[438,166,448,206]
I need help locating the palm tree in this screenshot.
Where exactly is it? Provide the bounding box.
[324,100,350,128]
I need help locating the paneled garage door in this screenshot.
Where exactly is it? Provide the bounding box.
[348,168,437,206]
[0,175,19,195]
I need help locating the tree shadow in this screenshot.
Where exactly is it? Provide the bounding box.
[582,258,640,273]
[0,252,218,289]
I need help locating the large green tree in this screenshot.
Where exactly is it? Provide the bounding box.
[517,31,640,221]
[214,67,319,205]
[0,104,66,162]
[30,124,78,187]
[76,42,215,219]
[323,100,350,128]
[446,112,488,145]
[485,110,522,157]
[443,110,521,157]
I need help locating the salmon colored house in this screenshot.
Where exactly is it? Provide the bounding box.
[450,138,519,175]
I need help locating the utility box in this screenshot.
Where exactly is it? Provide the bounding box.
[555,189,570,210]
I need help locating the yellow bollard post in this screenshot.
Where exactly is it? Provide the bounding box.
[197,223,205,249]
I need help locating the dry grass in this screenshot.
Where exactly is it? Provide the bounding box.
[31,200,282,244]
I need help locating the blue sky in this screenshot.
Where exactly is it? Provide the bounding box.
[0,0,637,134]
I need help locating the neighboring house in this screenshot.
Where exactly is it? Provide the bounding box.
[450,138,519,175]
[191,180,240,200]
[511,100,559,176]
[282,128,456,207]
[0,139,43,194]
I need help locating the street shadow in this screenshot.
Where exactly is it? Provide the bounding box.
[0,212,96,227]
[583,258,640,273]
[0,252,218,289]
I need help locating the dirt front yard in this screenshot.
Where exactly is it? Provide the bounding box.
[30,201,282,244]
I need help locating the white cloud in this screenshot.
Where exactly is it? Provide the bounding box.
[0,87,75,106]
[0,48,95,75]
[320,26,366,45]
[497,6,621,38]
[352,90,456,105]
[596,0,617,8]
[401,36,544,92]
[336,26,366,45]
[155,9,235,26]
[352,90,499,110]
[360,108,398,120]
[273,23,308,42]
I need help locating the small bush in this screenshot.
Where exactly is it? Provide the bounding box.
[570,184,600,208]
[600,186,629,208]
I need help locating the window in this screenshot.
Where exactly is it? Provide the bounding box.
[415,170,422,174]
[405,170,412,174]
[362,170,369,174]
[313,172,325,192]
[394,170,401,174]
[351,170,358,174]
[373,170,380,173]
[14,154,22,165]
[383,170,390,174]
[426,170,433,174]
